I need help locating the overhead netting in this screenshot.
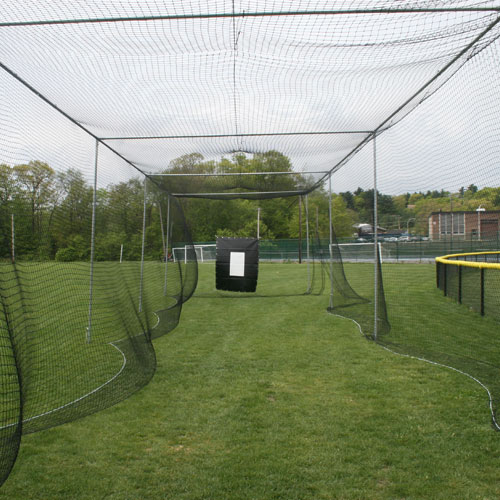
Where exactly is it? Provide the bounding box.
[2,0,500,487]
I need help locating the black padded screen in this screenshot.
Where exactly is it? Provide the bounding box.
[216,238,259,292]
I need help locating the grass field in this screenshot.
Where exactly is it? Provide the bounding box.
[1,262,500,499]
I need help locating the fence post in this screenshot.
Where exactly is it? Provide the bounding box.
[480,267,485,316]
[458,265,462,304]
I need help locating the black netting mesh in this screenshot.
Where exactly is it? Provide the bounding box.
[2,0,500,489]
[0,109,198,486]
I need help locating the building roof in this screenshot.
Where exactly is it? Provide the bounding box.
[429,210,500,217]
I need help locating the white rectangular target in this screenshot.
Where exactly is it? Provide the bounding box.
[229,251,245,277]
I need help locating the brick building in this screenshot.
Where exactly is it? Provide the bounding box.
[428,209,500,241]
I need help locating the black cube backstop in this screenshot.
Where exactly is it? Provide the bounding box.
[215,237,259,292]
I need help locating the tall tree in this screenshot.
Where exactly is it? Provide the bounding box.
[13,161,56,256]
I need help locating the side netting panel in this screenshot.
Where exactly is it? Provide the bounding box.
[1,166,197,434]
[338,37,500,428]
[322,222,390,339]
[0,267,22,488]
[216,237,259,293]
[149,191,198,340]
[0,69,197,485]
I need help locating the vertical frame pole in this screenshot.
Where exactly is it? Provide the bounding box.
[158,198,166,261]
[298,195,303,264]
[328,173,334,309]
[373,134,379,341]
[10,214,15,264]
[163,195,170,296]
[119,244,123,263]
[305,194,311,292]
[87,140,99,343]
[138,177,147,313]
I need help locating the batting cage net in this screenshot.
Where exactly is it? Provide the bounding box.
[2,0,500,488]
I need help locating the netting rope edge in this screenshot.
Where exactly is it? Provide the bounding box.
[327,310,500,432]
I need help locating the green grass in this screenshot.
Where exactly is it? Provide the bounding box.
[1,262,500,499]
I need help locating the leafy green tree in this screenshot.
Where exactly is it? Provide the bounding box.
[13,161,56,235]
[51,169,93,252]
[467,184,478,195]
[0,164,17,258]
[104,178,144,238]
[159,151,301,241]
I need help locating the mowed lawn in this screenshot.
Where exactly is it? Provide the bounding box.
[1,262,500,499]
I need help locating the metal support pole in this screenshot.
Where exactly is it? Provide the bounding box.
[373,134,379,340]
[158,199,166,261]
[163,195,170,296]
[87,140,99,343]
[119,244,123,263]
[298,195,303,264]
[139,177,147,313]
[10,214,15,264]
[328,173,334,309]
[305,194,311,292]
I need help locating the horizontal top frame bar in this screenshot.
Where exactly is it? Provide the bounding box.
[172,190,306,197]
[151,170,329,177]
[2,7,499,28]
[102,131,372,141]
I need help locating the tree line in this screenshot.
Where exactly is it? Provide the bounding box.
[2,153,499,261]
